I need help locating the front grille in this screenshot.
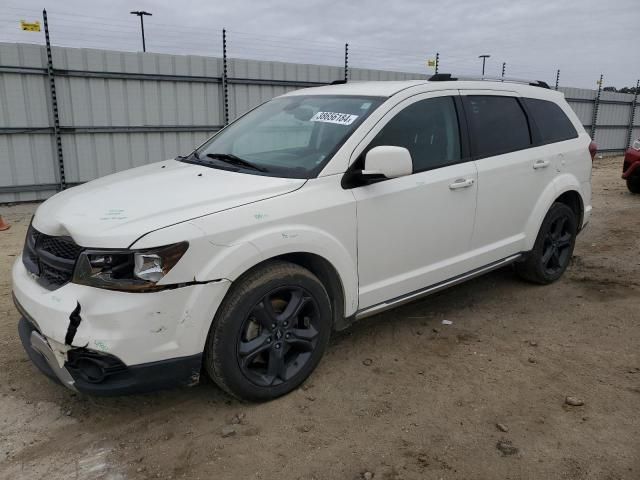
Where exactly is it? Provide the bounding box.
[23,225,83,290]
[39,235,82,260]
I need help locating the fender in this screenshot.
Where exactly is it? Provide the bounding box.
[134,221,359,317]
[198,224,359,317]
[523,173,584,251]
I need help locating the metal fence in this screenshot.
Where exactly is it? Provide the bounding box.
[1,41,638,203]
[561,85,639,155]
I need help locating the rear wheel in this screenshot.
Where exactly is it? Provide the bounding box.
[627,176,640,194]
[204,261,332,401]
[516,202,577,284]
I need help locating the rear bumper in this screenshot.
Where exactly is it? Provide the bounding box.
[17,312,202,396]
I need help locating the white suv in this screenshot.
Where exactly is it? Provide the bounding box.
[12,77,593,401]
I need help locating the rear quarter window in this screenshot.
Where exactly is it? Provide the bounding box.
[524,98,578,144]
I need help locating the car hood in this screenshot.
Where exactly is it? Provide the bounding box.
[33,159,306,248]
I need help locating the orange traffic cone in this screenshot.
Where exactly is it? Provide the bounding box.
[0,215,10,231]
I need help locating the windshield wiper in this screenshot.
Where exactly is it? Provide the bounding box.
[205,153,267,172]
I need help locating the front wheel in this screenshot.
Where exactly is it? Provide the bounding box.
[204,261,332,401]
[515,202,577,284]
[627,176,640,194]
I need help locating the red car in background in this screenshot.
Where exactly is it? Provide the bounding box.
[623,139,640,193]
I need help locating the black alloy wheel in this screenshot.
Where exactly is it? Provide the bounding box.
[204,261,332,401]
[540,214,573,276]
[515,202,577,284]
[237,286,320,387]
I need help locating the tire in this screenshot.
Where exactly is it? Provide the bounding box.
[515,202,577,285]
[204,260,332,402]
[627,176,640,194]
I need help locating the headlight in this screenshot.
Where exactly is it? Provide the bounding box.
[72,242,188,291]
[633,138,640,151]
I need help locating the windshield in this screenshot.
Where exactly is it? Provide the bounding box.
[187,95,384,178]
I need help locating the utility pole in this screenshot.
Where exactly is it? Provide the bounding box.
[555,69,560,90]
[478,54,490,76]
[435,52,439,74]
[501,62,506,79]
[130,10,152,52]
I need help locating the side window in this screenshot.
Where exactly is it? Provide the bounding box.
[524,98,578,144]
[463,96,531,158]
[369,96,461,172]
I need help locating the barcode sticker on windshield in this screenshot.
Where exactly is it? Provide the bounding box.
[310,111,359,125]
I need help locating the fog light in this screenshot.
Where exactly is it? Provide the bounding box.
[75,358,106,383]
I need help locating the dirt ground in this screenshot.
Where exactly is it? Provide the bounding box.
[0,156,638,480]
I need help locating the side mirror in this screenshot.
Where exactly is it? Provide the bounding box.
[363,146,412,179]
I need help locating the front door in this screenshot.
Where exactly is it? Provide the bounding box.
[350,92,478,309]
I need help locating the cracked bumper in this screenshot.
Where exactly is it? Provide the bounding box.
[12,256,231,395]
[17,315,77,391]
[18,314,202,395]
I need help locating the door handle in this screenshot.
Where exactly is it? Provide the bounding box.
[533,159,550,169]
[449,178,475,190]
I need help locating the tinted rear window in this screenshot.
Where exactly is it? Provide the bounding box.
[524,98,578,144]
[463,96,531,158]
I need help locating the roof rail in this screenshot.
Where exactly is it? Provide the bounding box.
[429,73,550,89]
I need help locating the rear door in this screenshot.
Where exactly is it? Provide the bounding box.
[460,90,555,265]
[523,96,583,186]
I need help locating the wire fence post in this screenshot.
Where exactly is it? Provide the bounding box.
[555,69,560,90]
[43,9,66,191]
[626,79,639,148]
[344,43,349,82]
[590,74,603,140]
[501,62,506,80]
[222,28,229,125]
[435,52,439,74]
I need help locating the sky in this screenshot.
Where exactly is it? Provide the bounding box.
[1,0,639,89]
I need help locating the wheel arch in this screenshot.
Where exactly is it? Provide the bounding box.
[524,175,586,251]
[554,190,584,232]
[245,252,349,331]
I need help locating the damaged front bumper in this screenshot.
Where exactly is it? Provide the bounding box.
[12,256,231,395]
[17,311,202,395]
[17,313,77,391]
